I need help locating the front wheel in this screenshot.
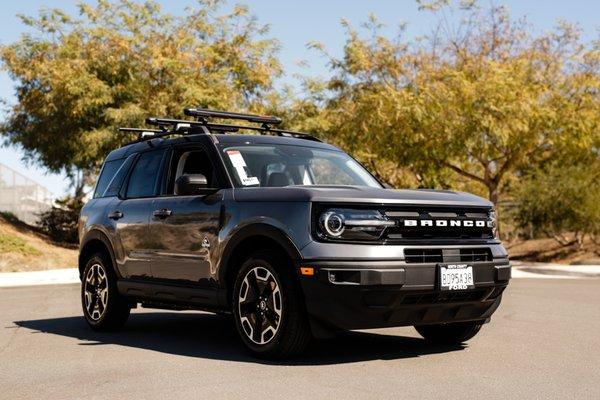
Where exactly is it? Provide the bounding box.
[81,253,131,331]
[415,321,483,344]
[232,251,312,359]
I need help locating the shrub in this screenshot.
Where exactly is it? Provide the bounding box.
[37,196,83,244]
[512,162,600,248]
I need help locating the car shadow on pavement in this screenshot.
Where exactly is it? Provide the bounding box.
[14,311,465,365]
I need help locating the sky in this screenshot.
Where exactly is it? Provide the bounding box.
[1,0,598,197]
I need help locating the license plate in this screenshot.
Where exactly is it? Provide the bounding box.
[439,264,475,290]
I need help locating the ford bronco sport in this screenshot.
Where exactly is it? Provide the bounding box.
[78,107,511,359]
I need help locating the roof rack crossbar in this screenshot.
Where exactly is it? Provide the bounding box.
[184,108,282,126]
[118,108,321,144]
[145,117,318,140]
[200,122,321,142]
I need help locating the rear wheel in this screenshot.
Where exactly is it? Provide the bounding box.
[415,321,483,344]
[81,253,131,331]
[232,250,311,359]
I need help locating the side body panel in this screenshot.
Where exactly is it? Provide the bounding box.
[148,192,223,285]
[110,198,153,279]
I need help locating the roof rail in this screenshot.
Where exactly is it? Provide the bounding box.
[118,127,166,141]
[118,107,321,144]
[145,117,241,133]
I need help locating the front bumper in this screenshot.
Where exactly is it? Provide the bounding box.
[298,260,510,336]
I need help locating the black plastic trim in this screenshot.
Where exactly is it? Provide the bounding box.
[117,279,223,310]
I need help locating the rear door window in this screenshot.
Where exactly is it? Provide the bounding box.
[125,150,166,199]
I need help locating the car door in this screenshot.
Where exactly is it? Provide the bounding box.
[148,145,224,285]
[110,148,166,279]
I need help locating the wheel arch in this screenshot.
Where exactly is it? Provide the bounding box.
[79,230,119,280]
[219,223,302,306]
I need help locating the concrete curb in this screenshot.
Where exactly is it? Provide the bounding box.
[511,261,600,279]
[0,268,79,288]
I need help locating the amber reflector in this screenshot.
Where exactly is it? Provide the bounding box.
[299,267,315,276]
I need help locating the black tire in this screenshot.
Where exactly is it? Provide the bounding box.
[415,321,483,344]
[81,252,131,331]
[232,250,312,359]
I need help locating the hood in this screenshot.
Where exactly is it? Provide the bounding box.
[232,185,492,208]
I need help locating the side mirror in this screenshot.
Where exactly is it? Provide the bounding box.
[175,174,214,196]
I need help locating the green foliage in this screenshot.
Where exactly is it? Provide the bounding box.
[512,159,600,247]
[1,0,282,192]
[0,211,19,222]
[37,196,83,244]
[299,3,600,208]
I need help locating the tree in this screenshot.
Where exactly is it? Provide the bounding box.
[512,158,600,251]
[304,2,600,208]
[1,0,281,197]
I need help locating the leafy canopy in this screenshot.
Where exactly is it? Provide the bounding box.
[1,0,281,186]
[302,2,600,206]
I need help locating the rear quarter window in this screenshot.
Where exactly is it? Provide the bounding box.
[94,159,125,198]
[93,155,136,198]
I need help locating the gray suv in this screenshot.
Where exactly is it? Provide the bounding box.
[78,108,511,358]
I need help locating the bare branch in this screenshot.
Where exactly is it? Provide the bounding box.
[444,162,487,185]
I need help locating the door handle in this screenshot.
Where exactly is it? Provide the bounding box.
[108,211,123,220]
[153,208,172,219]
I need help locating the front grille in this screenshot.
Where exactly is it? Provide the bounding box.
[404,249,443,263]
[459,248,493,262]
[400,289,489,305]
[404,247,493,263]
[383,206,494,242]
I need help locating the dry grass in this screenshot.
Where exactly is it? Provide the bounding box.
[0,214,77,272]
[507,236,600,264]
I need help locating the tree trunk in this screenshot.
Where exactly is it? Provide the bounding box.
[72,168,93,203]
[73,170,86,203]
[487,181,501,237]
[487,182,499,207]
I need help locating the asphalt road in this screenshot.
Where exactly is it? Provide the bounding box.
[1,279,599,400]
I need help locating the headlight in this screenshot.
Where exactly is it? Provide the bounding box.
[488,209,498,239]
[317,208,395,241]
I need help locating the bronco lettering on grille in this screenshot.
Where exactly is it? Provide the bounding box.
[403,219,493,228]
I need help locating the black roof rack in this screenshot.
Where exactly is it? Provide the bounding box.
[118,127,167,141]
[184,107,282,126]
[118,107,321,144]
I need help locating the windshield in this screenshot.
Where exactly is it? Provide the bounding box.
[220,144,382,188]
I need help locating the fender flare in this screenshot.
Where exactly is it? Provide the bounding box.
[79,229,120,279]
[218,223,302,285]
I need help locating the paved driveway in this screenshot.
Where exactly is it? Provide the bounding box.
[1,279,599,399]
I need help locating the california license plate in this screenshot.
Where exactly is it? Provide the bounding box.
[439,264,475,290]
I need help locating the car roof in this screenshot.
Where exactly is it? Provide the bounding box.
[212,134,340,151]
[104,133,341,162]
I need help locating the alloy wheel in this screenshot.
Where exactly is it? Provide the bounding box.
[238,266,283,345]
[83,263,109,321]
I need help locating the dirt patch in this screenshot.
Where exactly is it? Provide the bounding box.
[507,237,599,264]
[0,214,77,272]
